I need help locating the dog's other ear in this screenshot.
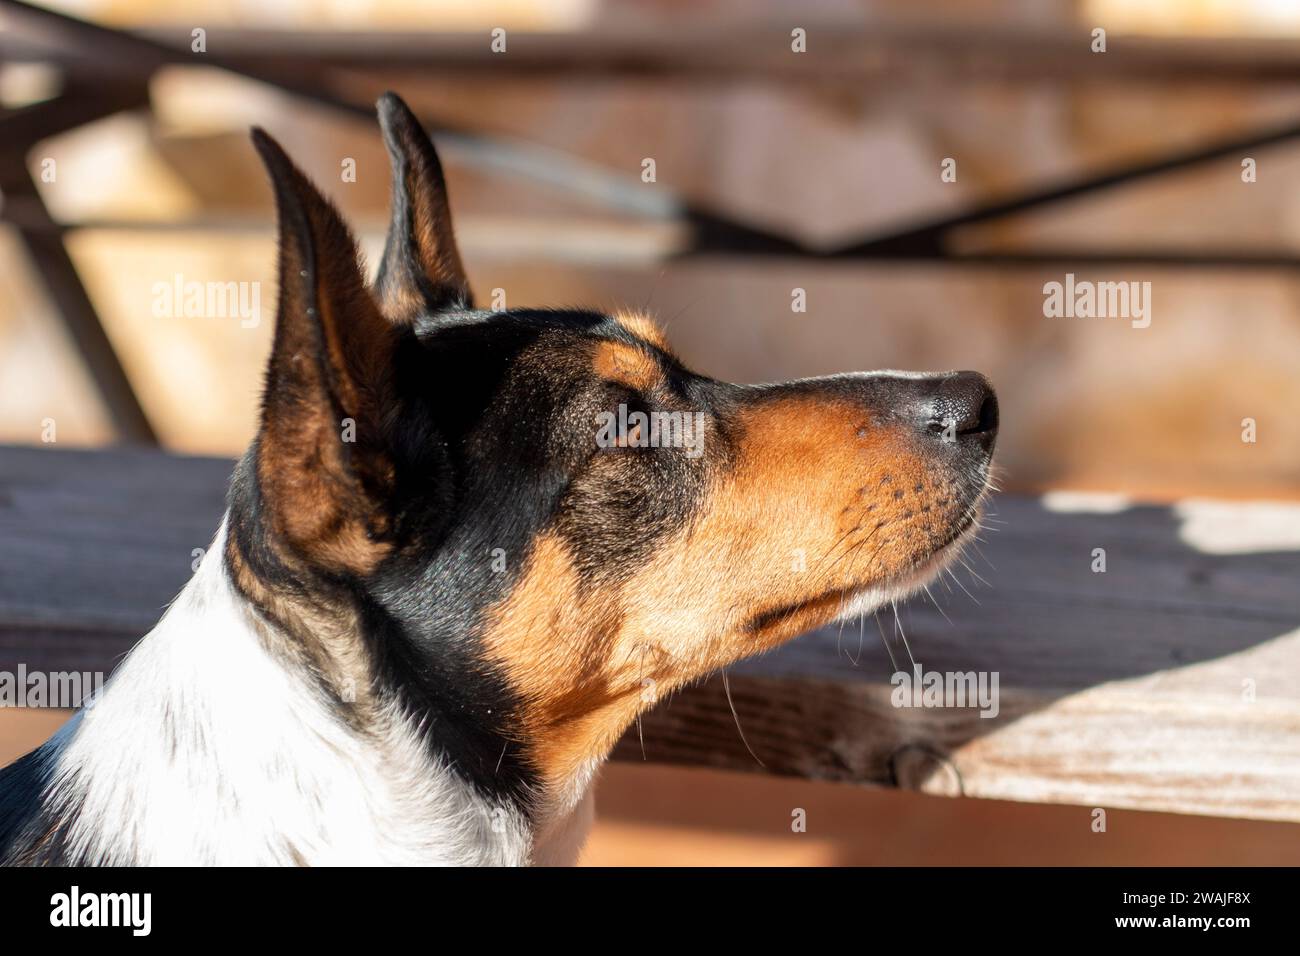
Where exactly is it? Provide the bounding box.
[374,92,471,322]
[251,128,397,574]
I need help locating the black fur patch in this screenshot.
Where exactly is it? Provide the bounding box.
[0,746,72,865]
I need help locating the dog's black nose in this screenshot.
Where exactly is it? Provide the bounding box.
[899,369,998,455]
[922,371,998,451]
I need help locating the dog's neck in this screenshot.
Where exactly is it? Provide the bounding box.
[34,521,591,865]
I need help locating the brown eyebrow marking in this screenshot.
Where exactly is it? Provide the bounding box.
[592,339,662,392]
[612,310,669,350]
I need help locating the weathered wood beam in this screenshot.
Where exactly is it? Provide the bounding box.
[0,149,157,445]
[0,81,149,145]
[7,22,1300,85]
[2,445,1297,821]
[836,119,1300,258]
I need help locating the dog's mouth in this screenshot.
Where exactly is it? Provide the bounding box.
[927,505,981,558]
[745,502,984,641]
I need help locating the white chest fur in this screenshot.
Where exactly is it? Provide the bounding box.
[38,522,586,866]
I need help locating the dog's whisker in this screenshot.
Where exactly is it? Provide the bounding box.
[958,556,991,589]
[809,523,866,578]
[948,565,982,606]
[892,601,918,673]
[836,595,850,660]
[721,668,765,769]
[636,643,649,761]
[874,611,900,673]
[968,539,997,574]
[923,583,953,625]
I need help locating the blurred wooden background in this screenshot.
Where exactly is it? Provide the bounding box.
[3,0,1300,497]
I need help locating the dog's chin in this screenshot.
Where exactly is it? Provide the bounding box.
[742,501,986,644]
[828,506,983,626]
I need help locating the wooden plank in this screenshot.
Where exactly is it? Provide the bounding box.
[1,444,1298,821]
[0,445,228,668]
[11,20,1300,85]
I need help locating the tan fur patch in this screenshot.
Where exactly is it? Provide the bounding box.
[612,310,669,350]
[592,340,662,392]
[256,421,394,577]
[482,535,643,788]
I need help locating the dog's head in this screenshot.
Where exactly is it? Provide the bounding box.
[229,93,997,811]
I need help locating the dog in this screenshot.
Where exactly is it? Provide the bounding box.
[0,92,997,865]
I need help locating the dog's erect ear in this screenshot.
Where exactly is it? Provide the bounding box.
[251,128,398,573]
[374,92,471,322]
